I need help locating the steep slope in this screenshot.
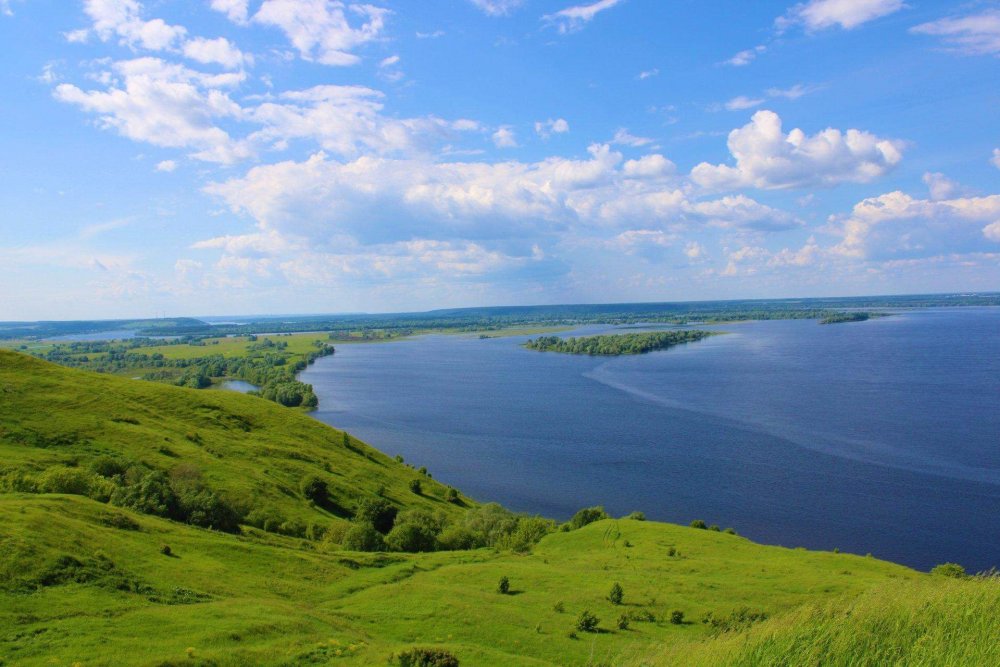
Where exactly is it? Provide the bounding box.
[0,349,468,535]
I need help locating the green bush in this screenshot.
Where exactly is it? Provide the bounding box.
[89,455,127,479]
[608,582,624,605]
[494,516,555,553]
[568,506,609,530]
[625,511,646,521]
[690,519,707,529]
[300,475,330,505]
[354,497,398,534]
[617,614,630,630]
[177,488,241,533]
[385,521,438,553]
[670,610,685,625]
[437,525,478,551]
[408,478,422,495]
[245,506,288,533]
[497,576,510,594]
[341,522,385,552]
[394,647,459,667]
[110,469,179,519]
[576,610,600,633]
[931,563,966,578]
[38,466,95,496]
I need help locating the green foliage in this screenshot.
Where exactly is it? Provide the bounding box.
[385,510,441,553]
[568,506,609,530]
[394,647,459,667]
[300,475,330,505]
[525,330,713,356]
[110,469,179,519]
[820,312,879,324]
[670,610,685,625]
[608,582,624,605]
[409,478,422,495]
[497,576,510,594]
[341,522,385,552]
[701,607,769,634]
[89,455,128,478]
[931,562,966,578]
[576,610,600,633]
[690,519,708,529]
[354,497,398,534]
[617,614,630,630]
[38,466,103,498]
[625,511,646,521]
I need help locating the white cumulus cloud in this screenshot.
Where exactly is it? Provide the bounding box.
[492,125,518,148]
[253,0,389,66]
[832,191,1000,259]
[534,118,570,139]
[182,36,249,69]
[690,110,904,191]
[210,0,250,24]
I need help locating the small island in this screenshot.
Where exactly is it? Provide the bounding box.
[820,311,886,325]
[524,330,715,356]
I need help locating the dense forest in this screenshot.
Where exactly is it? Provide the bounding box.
[525,330,714,356]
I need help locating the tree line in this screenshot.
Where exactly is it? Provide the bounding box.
[524,330,713,356]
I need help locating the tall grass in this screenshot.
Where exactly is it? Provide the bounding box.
[639,575,1000,666]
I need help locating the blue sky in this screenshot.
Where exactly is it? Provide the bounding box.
[1,0,998,319]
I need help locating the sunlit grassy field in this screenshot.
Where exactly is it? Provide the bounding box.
[2,350,997,666]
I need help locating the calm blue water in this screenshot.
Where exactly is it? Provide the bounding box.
[300,308,1000,572]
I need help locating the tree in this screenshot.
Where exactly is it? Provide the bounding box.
[690,519,707,529]
[670,610,685,625]
[355,497,398,534]
[576,610,600,633]
[497,576,510,594]
[568,506,609,530]
[608,582,624,605]
[931,563,966,578]
[385,521,438,553]
[300,475,329,506]
[409,479,422,495]
[341,522,385,552]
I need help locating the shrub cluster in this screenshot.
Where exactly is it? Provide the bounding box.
[394,648,459,667]
[334,501,555,554]
[110,464,241,533]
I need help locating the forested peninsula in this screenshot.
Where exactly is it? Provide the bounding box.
[524,330,714,356]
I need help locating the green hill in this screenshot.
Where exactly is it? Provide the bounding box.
[1,350,997,666]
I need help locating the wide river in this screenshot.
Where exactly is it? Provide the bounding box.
[300,307,1000,572]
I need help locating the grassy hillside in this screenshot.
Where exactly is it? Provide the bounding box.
[1,496,923,666]
[1,349,997,666]
[635,575,1000,666]
[0,349,467,536]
